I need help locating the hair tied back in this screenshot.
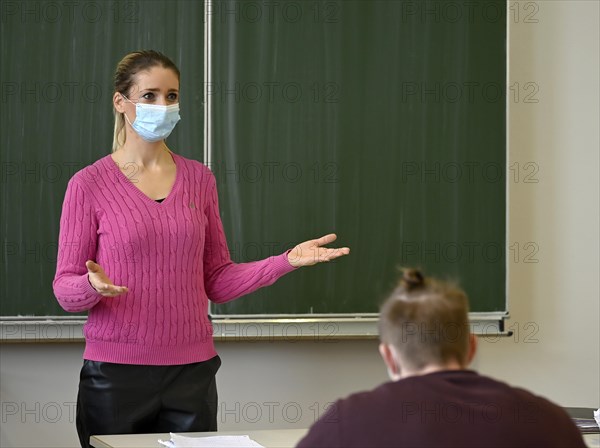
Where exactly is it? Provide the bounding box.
[400,268,425,291]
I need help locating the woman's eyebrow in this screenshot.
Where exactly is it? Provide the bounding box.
[141,87,180,92]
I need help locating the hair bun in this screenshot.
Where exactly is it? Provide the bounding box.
[400,268,425,291]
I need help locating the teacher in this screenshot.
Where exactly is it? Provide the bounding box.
[52,50,350,448]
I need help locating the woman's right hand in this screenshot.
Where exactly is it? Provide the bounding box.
[86,260,128,297]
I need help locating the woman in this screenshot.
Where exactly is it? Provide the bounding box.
[52,50,350,447]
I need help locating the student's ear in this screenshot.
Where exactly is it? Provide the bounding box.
[379,343,400,377]
[466,333,477,365]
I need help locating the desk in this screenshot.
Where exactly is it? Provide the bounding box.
[564,408,600,448]
[90,428,309,448]
[583,434,600,448]
[90,430,599,448]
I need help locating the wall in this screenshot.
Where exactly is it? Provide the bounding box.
[476,0,599,403]
[1,1,598,447]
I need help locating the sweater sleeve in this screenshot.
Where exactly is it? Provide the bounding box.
[52,177,104,312]
[203,174,298,304]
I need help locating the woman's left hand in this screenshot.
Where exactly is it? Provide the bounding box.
[287,233,350,268]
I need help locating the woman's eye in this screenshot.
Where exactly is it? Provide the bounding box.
[168,93,178,101]
[142,92,154,100]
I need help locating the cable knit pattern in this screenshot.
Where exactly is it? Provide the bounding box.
[53,153,297,365]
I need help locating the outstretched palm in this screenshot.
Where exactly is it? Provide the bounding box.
[86,260,128,297]
[287,234,350,268]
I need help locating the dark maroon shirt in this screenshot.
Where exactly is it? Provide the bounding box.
[297,370,585,448]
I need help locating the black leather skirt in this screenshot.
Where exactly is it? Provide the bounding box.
[76,355,221,448]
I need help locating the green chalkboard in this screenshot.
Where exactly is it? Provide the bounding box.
[1,0,507,319]
[210,0,507,316]
[1,0,204,317]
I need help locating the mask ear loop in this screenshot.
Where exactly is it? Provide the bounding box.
[120,93,136,127]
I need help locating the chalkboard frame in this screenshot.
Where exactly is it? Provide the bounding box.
[0,1,511,341]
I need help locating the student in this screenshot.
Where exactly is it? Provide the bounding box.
[297,268,585,448]
[52,50,350,448]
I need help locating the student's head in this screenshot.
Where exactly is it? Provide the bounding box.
[111,50,181,151]
[378,268,476,380]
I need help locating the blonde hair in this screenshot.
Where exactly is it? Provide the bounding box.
[111,50,181,152]
[112,109,126,152]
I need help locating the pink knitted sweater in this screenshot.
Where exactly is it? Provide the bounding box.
[53,152,296,365]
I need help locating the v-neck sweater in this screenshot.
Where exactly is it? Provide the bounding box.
[53,153,297,365]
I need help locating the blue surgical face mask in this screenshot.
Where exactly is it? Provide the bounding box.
[122,94,181,142]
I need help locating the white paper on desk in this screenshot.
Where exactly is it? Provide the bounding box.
[158,432,265,448]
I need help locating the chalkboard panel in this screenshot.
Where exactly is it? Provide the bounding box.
[210,0,507,316]
[1,0,204,317]
[1,0,507,319]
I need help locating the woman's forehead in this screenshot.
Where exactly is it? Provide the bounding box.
[132,66,179,91]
